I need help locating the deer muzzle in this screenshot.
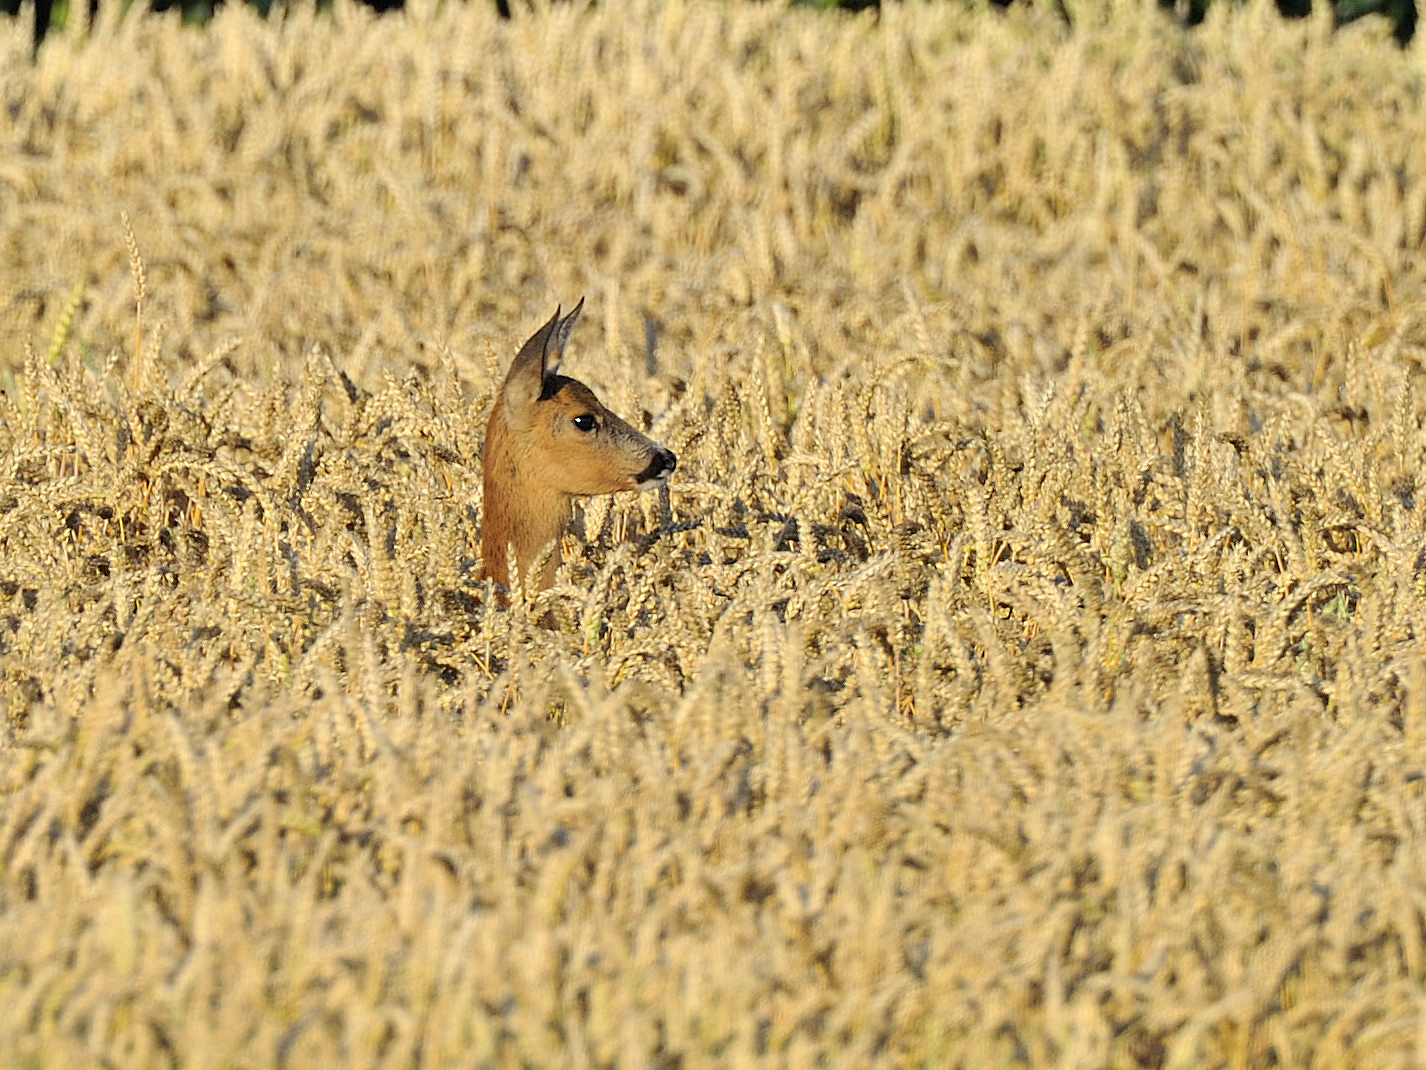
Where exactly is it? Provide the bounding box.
[634,447,677,489]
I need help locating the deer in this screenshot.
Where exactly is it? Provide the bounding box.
[479,298,677,599]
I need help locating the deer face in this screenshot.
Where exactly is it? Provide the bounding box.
[515,375,677,495]
[491,298,676,499]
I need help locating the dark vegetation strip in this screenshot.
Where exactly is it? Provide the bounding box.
[0,0,1418,58]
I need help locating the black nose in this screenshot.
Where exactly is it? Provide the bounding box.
[636,448,677,485]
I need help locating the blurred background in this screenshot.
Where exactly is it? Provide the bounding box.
[3,0,1418,53]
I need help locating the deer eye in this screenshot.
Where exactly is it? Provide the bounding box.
[572,413,598,433]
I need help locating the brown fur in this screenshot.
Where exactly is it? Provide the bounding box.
[480,300,676,595]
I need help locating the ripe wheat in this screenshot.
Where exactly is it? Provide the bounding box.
[3,0,1426,1066]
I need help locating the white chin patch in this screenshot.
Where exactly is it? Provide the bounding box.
[636,473,671,491]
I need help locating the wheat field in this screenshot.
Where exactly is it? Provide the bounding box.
[3,0,1426,1065]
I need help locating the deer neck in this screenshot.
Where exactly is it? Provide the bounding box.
[482,489,570,592]
[481,404,572,592]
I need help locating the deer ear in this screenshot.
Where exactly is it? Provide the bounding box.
[502,305,564,415]
[545,296,584,379]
